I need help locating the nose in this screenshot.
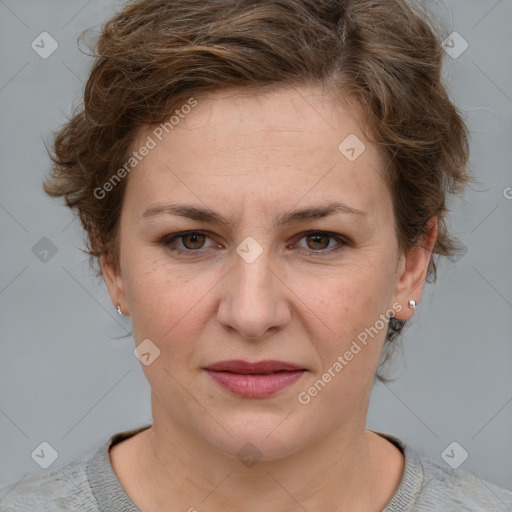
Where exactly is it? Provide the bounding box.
[217,245,292,341]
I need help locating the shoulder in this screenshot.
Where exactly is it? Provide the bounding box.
[416,455,512,511]
[378,431,512,512]
[0,425,150,512]
[0,456,98,512]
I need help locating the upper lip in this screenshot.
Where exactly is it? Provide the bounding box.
[204,360,305,374]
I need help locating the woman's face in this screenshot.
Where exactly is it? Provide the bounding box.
[103,85,430,460]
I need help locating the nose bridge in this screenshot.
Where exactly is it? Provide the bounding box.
[218,235,289,339]
[235,242,272,295]
[233,236,274,307]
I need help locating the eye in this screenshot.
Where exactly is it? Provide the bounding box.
[158,230,349,256]
[293,231,349,255]
[160,230,215,254]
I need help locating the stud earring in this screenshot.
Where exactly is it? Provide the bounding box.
[408,299,417,309]
[117,304,124,316]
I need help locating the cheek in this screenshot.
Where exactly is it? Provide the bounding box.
[122,249,221,361]
[305,258,396,331]
[296,270,393,416]
[299,256,398,380]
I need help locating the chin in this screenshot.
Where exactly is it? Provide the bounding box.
[204,412,313,463]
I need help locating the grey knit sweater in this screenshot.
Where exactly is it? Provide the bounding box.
[1,425,511,511]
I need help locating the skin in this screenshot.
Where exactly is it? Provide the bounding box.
[101,84,437,511]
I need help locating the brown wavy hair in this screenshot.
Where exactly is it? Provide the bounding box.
[44,0,472,381]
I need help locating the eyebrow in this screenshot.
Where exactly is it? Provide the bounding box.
[142,201,367,228]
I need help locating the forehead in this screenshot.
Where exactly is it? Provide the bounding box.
[124,85,390,220]
[154,86,377,157]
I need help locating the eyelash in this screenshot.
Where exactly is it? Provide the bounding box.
[158,230,350,257]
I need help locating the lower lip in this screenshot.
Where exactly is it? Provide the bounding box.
[204,369,306,398]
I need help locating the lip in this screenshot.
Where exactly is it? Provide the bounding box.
[203,359,306,398]
[204,359,305,374]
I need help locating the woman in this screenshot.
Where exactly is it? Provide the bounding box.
[1,0,511,510]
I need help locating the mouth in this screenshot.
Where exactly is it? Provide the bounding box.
[203,360,307,398]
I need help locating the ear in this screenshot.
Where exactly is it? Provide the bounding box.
[392,218,437,320]
[100,254,130,316]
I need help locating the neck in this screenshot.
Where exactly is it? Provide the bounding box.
[112,404,404,511]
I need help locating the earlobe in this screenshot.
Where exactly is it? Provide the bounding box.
[100,254,129,316]
[392,218,437,320]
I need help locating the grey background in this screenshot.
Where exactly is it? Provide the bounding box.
[1,0,511,496]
